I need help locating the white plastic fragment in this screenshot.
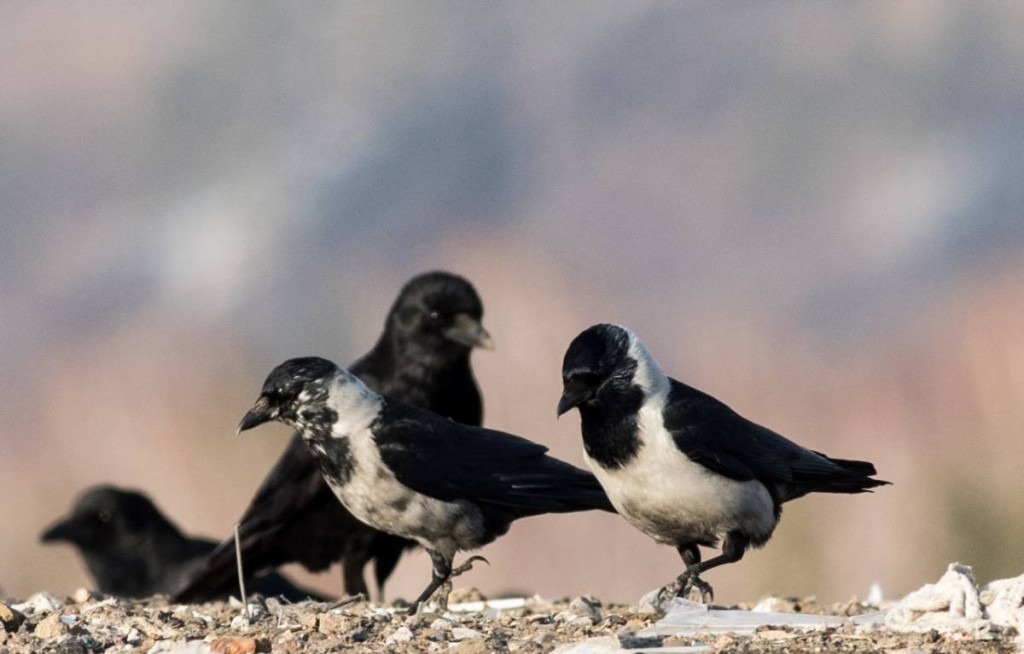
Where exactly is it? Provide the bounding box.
[12,592,62,615]
[982,572,1024,634]
[641,598,841,637]
[885,562,985,632]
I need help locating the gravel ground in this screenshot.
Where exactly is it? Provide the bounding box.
[0,588,1016,654]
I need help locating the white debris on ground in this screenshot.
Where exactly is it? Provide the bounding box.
[2,564,1021,653]
[884,562,1024,641]
[555,563,1024,653]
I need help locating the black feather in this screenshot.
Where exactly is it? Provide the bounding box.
[41,486,323,601]
[173,271,488,602]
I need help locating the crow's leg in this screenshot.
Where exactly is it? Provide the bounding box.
[342,552,371,597]
[658,544,703,605]
[408,552,488,614]
[674,532,750,604]
[408,550,454,614]
[434,555,488,613]
[373,545,405,603]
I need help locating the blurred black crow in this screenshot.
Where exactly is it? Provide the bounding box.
[41,485,323,601]
[557,324,890,604]
[234,357,614,612]
[174,271,492,603]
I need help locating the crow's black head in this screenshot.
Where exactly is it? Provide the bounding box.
[557,324,638,416]
[41,486,174,552]
[386,271,493,352]
[238,357,339,433]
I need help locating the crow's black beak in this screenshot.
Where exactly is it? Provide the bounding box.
[237,396,273,434]
[556,390,583,418]
[444,313,495,350]
[40,517,79,544]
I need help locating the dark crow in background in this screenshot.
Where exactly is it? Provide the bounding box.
[235,357,615,612]
[41,485,323,601]
[557,324,889,604]
[174,271,492,603]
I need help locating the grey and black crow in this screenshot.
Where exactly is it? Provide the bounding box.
[41,485,323,601]
[557,324,889,604]
[236,356,615,612]
[174,272,493,603]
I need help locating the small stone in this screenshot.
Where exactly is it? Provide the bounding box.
[72,588,95,604]
[209,636,257,654]
[531,629,556,645]
[386,626,414,644]
[429,617,453,630]
[229,615,250,631]
[451,627,482,640]
[0,601,26,631]
[568,596,602,621]
[147,640,215,654]
[316,612,350,634]
[299,613,318,630]
[448,587,487,605]
[756,628,797,640]
[34,613,69,638]
[451,637,489,654]
[127,628,144,645]
[348,628,370,643]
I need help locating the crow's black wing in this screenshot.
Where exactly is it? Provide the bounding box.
[664,379,887,498]
[374,401,614,515]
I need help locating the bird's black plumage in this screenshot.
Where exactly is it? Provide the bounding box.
[41,485,323,601]
[236,356,614,612]
[174,272,491,603]
[557,324,889,604]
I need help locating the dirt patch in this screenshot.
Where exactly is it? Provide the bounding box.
[0,591,1016,653]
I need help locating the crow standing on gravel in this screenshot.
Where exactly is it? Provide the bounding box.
[557,324,890,604]
[173,272,492,603]
[235,357,615,612]
[41,486,323,601]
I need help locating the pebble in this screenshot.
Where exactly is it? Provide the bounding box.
[0,601,26,631]
[451,637,489,654]
[147,639,215,654]
[386,626,414,644]
[451,627,482,640]
[316,612,349,634]
[568,596,602,622]
[208,636,257,654]
[33,613,69,638]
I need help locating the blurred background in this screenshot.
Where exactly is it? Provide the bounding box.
[3,1,1023,605]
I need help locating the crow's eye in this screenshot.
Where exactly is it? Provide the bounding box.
[427,311,440,322]
[99,509,112,524]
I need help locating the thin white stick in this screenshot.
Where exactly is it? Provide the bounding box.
[234,523,249,618]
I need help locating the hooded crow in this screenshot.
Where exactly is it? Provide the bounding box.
[557,324,889,604]
[41,485,324,601]
[237,356,614,612]
[175,272,493,603]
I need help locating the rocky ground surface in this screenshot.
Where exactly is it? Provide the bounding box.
[0,579,1019,654]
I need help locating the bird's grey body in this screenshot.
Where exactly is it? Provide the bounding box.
[301,374,487,558]
[558,324,889,604]
[239,356,615,612]
[581,336,776,548]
